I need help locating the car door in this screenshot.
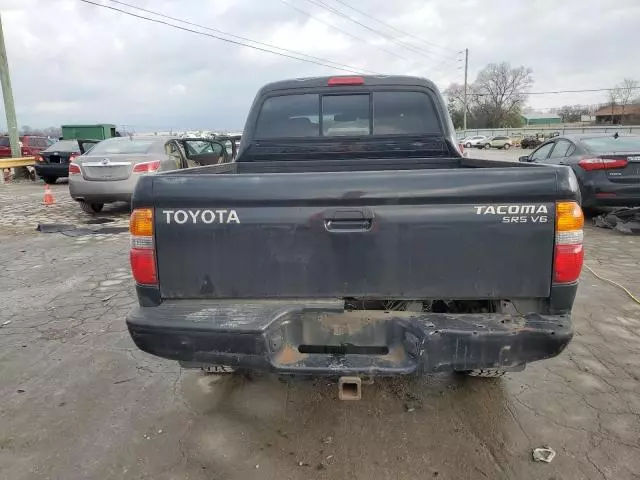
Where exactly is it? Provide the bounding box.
[528,141,555,163]
[165,140,187,169]
[177,139,229,167]
[546,139,575,165]
[526,142,553,163]
[0,137,12,157]
[78,139,101,155]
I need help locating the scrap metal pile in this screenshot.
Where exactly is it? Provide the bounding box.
[593,207,640,234]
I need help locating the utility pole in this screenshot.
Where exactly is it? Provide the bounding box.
[463,48,469,131]
[0,13,20,159]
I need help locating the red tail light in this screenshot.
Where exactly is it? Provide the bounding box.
[35,154,44,163]
[328,76,365,86]
[553,201,584,284]
[578,157,628,171]
[553,244,584,283]
[130,209,157,286]
[68,163,81,175]
[133,160,161,173]
[130,248,157,285]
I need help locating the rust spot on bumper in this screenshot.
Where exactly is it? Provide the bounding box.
[273,344,308,366]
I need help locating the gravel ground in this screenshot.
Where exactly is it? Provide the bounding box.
[1,181,640,480]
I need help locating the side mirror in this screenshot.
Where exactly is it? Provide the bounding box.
[518,155,531,163]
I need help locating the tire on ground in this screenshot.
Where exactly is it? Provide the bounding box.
[79,201,104,214]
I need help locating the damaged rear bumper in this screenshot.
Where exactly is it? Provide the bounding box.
[126,300,573,375]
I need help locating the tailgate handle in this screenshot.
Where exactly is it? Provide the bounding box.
[324,209,373,232]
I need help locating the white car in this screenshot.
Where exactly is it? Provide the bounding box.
[462,135,488,148]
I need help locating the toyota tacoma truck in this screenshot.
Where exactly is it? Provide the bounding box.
[126,75,583,393]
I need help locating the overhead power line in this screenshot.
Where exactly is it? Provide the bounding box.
[468,86,640,97]
[77,0,381,75]
[302,0,461,65]
[279,0,408,61]
[331,0,458,55]
[526,86,640,95]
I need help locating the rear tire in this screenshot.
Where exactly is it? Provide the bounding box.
[465,142,472,148]
[43,176,57,185]
[460,369,508,378]
[79,201,104,214]
[504,143,511,150]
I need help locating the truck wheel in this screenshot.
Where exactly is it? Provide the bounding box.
[463,369,508,378]
[43,176,57,185]
[79,201,104,214]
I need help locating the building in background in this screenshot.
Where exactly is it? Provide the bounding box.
[520,112,562,126]
[593,104,640,125]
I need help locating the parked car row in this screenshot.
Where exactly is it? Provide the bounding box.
[459,132,562,150]
[0,131,239,214]
[68,135,238,214]
[461,135,514,150]
[0,135,51,158]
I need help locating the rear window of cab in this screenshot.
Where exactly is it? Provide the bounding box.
[255,91,442,139]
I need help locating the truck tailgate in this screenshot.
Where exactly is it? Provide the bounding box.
[152,167,560,300]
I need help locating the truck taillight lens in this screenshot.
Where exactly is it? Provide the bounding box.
[578,157,628,171]
[35,155,44,163]
[68,163,81,175]
[133,160,161,173]
[553,201,584,284]
[130,208,157,285]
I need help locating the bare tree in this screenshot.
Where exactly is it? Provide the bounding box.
[445,62,533,128]
[558,105,590,123]
[473,63,533,127]
[616,78,639,124]
[607,88,621,124]
[444,83,480,129]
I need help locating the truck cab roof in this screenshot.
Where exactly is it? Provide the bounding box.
[257,75,440,94]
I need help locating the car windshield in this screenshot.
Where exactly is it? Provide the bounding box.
[88,138,156,154]
[44,140,81,153]
[582,136,640,153]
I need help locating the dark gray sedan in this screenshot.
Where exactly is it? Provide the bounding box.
[519,134,640,211]
[69,136,232,214]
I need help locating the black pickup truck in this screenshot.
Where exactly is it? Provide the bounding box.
[126,75,584,390]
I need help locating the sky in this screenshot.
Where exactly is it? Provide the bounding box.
[1,0,639,132]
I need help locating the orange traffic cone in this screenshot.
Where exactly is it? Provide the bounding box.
[43,184,55,205]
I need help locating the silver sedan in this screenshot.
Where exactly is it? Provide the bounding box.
[69,136,230,214]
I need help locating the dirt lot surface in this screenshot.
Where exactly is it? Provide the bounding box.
[1,180,640,480]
